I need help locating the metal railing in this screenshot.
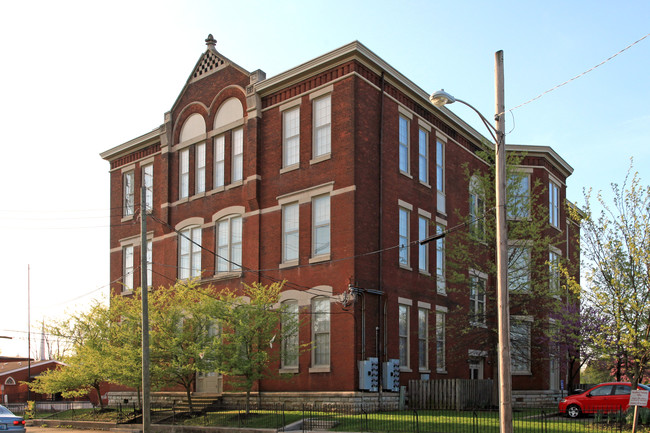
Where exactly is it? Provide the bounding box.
[16,400,650,433]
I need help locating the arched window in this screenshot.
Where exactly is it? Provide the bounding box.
[311,297,330,367]
[216,215,242,273]
[214,98,245,188]
[179,226,202,279]
[281,299,299,369]
[4,377,16,385]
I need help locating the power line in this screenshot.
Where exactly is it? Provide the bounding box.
[506,32,650,115]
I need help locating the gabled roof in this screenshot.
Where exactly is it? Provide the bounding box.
[171,34,251,113]
[0,360,64,377]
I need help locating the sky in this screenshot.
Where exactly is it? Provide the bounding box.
[0,0,648,358]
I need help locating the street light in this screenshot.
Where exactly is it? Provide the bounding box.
[430,51,512,433]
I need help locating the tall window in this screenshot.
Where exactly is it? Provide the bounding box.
[232,128,243,182]
[436,140,445,213]
[313,95,331,158]
[214,135,225,188]
[196,143,206,194]
[469,176,485,240]
[179,226,201,279]
[436,224,446,294]
[142,164,153,211]
[399,207,410,267]
[281,300,299,368]
[312,297,330,367]
[283,107,300,168]
[511,318,531,373]
[399,304,410,367]
[145,241,152,288]
[418,216,429,273]
[123,245,134,291]
[399,115,409,173]
[507,174,530,219]
[418,308,428,370]
[283,203,299,263]
[312,195,330,257]
[179,148,190,199]
[549,180,560,228]
[418,128,428,184]
[469,273,486,325]
[508,245,531,291]
[216,215,242,273]
[436,310,446,372]
[549,250,560,295]
[123,171,134,216]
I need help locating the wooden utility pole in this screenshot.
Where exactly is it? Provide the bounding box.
[494,49,512,433]
[141,186,151,433]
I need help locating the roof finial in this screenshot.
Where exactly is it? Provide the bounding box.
[205,34,217,51]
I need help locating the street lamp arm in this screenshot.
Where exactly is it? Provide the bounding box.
[453,99,499,143]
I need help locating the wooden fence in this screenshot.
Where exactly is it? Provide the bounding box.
[408,379,494,410]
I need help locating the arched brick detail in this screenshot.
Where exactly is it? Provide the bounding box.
[173,102,209,145]
[207,86,247,129]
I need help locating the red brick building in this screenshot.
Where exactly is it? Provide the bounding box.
[0,358,64,404]
[101,36,580,405]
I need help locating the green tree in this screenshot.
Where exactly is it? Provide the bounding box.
[212,281,303,413]
[577,164,650,388]
[28,302,113,408]
[445,148,576,374]
[115,280,222,413]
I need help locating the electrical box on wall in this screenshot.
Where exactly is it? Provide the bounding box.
[358,357,379,392]
[383,359,400,392]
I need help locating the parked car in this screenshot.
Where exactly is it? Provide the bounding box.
[559,382,650,418]
[0,405,26,433]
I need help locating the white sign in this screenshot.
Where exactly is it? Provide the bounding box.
[630,390,649,407]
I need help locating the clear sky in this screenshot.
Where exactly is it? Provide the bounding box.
[1,0,648,357]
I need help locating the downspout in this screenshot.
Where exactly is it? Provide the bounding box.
[378,71,385,400]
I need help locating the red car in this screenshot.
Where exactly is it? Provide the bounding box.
[559,382,650,418]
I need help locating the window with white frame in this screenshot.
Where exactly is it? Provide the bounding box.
[214,135,225,188]
[549,180,560,228]
[508,244,531,291]
[549,250,561,295]
[312,297,330,367]
[196,143,206,194]
[283,203,299,263]
[418,216,429,273]
[312,195,330,257]
[146,240,152,288]
[313,95,331,158]
[123,245,134,291]
[399,304,410,368]
[232,128,243,182]
[179,148,190,199]
[418,128,428,184]
[469,176,485,241]
[418,307,429,370]
[216,215,242,273]
[399,207,410,267]
[469,272,486,325]
[399,115,409,173]
[283,107,300,168]
[436,310,446,372]
[281,300,299,369]
[123,171,134,216]
[179,226,202,279]
[507,173,530,219]
[436,140,446,213]
[142,164,153,212]
[436,223,446,294]
[511,318,532,373]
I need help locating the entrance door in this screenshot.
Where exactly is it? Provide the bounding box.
[469,359,484,379]
[196,371,223,394]
[549,355,560,390]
